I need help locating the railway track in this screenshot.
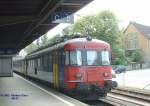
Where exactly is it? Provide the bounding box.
[99,95,143,106]
[87,87,150,106]
[111,87,150,102]
[85,95,143,106]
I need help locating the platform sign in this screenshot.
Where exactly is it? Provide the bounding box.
[51,12,74,24]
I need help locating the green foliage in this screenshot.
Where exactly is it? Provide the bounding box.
[24,33,60,54]
[73,15,97,35]
[24,43,37,54]
[73,11,120,44]
[112,48,130,65]
[47,34,61,43]
[71,10,124,65]
[126,50,143,63]
[40,34,49,46]
[62,26,74,35]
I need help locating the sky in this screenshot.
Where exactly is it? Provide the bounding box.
[47,0,150,38]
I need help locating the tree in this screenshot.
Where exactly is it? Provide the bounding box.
[62,26,74,35]
[47,34,61,43]
[36,38,40,48]
[40,34,49,46]
[24,43,37,54]
[72,11,120,47]
[126,50,143,63]
[71,10,125,65]
[73,15,97,36]
[112,48,130,65]
[23,34,60,54]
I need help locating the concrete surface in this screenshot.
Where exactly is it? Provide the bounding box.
[0,74,87,106]
[113,68,150,90]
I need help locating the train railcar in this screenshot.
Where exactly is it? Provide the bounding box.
[13,36,116,100]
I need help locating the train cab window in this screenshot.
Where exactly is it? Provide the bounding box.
[87,51,98,65]
[101,50,110,65]
[70,51,82,66]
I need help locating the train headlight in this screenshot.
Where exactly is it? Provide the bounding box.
[75,73,82,78]
[103,72,109,77]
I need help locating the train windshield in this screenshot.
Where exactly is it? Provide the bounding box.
[87,51,98,65]
[66,50,82,66]
[65,50,110,66]
[86,50,110,66]
[101,50,110,65]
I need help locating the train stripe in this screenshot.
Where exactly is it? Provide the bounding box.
[53,64,59,89]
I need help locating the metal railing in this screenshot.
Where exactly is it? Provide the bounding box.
[143,83,150,90]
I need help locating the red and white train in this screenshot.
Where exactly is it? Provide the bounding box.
[13,36,117,100]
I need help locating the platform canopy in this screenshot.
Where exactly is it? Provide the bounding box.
[0,0,93,55]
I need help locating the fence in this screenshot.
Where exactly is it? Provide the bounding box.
[112,63,150,71]
[126,63,150,71]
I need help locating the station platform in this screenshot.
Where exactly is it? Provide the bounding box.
[0,73,87,106]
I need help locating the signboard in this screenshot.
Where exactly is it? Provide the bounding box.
[51,12,74,24]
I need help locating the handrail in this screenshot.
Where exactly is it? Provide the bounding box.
[143,83,150,89]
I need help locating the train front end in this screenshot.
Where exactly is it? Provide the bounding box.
[63,38,116,100]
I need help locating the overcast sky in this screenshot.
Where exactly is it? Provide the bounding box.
[47,0,150,38]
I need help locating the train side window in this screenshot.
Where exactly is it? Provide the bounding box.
[35,58,38,67]
[29,60,31,67]
[33,60,34,67]
[38,58,40,68]
[65,51,69,65]
[33,59,35,68]
[31,60,33,67]
[44,54,49,71]
[59,51,61,63]
[40,56,43,70]
[43,55,46,70]
[32,59,34,68]
[42,56,44,67]
[49,54,51,64]
[30,60,32,67]
[62,51,65,65]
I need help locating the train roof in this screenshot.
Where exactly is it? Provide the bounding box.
[26,37,110,59]
[66,38,109,45]
[13,56,25,61]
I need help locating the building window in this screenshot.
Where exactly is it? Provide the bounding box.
[125,32,138,50]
